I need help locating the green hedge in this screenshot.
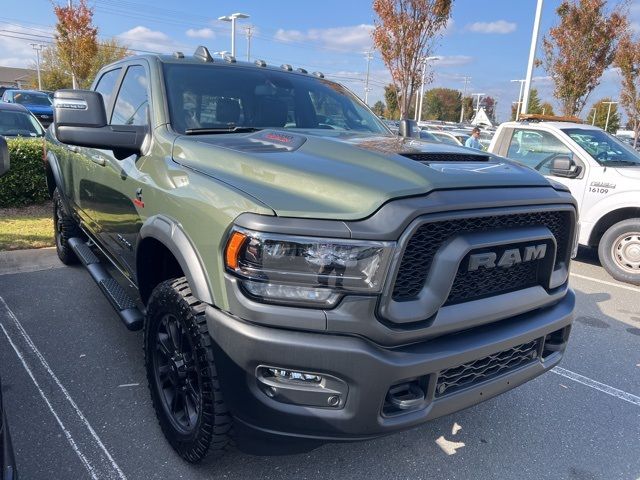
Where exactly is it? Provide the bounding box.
[0,137,49,207]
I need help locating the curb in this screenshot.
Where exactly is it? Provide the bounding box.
[0,247,64,276]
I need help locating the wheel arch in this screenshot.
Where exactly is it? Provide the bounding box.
[588,207,640,247]
[138,215,214,306]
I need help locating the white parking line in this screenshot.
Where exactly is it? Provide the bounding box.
[0,322,99,480]
[552,366,640,407]
[0,296,128,480]
[570,272,640,294]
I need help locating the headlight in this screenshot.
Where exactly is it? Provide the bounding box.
[224,228,395,307]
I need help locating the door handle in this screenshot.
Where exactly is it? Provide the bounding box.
[90,155,106,166]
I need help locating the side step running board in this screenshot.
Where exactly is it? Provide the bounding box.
[68,237,144,331]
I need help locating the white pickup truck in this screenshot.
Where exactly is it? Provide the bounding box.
[489,117,640,285]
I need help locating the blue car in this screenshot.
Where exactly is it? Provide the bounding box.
[1,89,53,128]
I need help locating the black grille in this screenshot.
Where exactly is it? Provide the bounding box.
[401,153,489,163]
[435,340,540,397]
[392,210,571,301]
[445,260,540,306]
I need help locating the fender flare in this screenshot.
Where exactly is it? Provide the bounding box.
[44,150,73,213]
[138,215,214,305]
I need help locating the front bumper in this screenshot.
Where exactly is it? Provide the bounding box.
[207,289,575,441]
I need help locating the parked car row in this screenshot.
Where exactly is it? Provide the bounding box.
[0,88,53,139]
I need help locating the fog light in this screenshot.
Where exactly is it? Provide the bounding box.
[267,368,322,383]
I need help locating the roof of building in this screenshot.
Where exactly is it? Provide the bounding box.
[0,66,36,87]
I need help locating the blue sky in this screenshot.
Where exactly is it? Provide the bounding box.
[1,0,639,122]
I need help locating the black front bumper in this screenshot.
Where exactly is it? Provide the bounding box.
[207,289,575,441]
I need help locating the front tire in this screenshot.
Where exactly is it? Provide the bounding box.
[53,188,81,265]
[598,218,640,285]
[144,278,232,463]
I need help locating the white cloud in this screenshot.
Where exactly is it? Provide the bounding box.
[117,26,183,53]
[275,24,374,52]
[432,55,474,67]
[0,23,53,68]
[186,28,215,39]
[467,20,517,34]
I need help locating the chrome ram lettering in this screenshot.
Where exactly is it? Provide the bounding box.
[468,244,547,271]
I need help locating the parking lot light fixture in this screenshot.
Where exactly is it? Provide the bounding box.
[218,13,250,58]
[603,101,618,132]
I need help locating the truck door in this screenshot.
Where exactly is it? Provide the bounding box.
[84,64,150,275]
[503,127,588,204]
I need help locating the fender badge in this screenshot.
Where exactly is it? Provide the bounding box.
[133,188,144,208]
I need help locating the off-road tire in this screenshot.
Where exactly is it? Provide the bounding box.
[144,277,233,463]
[598,218,640,285]
[53,188,81,265]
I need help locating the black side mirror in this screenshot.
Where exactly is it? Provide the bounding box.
[550,155,581,178]
[399,119,417,138]
[0,136,9,177]
[54,89,145,158]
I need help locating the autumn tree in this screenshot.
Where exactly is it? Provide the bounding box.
[372,100,386,117]
[615,33,640,146]
[54,0,98,88]
[461,96,474,122]
[480,96,496,122]
[384,83,401,119]
[422,88,461,121]
[373,0,452,118]
[542,0,627,116]
[586,98,620,132]
[35,39,129,90]
[540,102,556,116]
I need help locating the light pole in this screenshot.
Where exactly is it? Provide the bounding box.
[511,79,526,119]
[521,0,544,115]
[590,108,597,125]
[472,93,485,117]
[603,101,618,132]
[244,25,254,62]
[218,13,250,57]
[416,56,438,122]
[364,50,373,105]
[30,43,44,90]
[459,76,471,123]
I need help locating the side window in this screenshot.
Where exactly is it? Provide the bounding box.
[111,66,149,126]
[506,128,572,172]
[94,68,121,111]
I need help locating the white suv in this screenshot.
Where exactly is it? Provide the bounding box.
[490,119,640,285]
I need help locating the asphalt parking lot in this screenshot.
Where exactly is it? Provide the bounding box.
[0,248,638,480]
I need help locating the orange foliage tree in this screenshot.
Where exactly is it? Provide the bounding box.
[542,0,627,117]
[53,0,98,88]
[615,33,640,146]
[372,0,452,119]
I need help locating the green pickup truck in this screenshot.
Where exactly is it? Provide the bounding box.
[45,46,577,464]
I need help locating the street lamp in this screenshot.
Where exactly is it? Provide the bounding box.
[472,93,485,115]
[521,0,544,115]
[417,56,438,122]
[218,13,250,58]
[511,79,526,120]
[30,43,44,90]
[590,107,597,126]
[603,101,618,132]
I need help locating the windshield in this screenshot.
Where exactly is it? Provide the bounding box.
[163,64,388,135]
[562,128,640,167]
[13,92,52,106]
[0,110,44,137]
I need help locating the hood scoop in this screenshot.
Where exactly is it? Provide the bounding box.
[401,152,490,163]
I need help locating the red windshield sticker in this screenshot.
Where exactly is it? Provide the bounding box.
[264,133,294,143]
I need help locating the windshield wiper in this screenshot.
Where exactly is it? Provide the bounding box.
[184,126,262,135]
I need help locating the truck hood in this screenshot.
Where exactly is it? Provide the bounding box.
[613,166,640,180]
[172,129,552,219]
[24,104,53,115]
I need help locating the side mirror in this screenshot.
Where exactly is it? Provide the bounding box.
[54,89,145,158]
[550,155,582,178]
[399,119,417,138]
[0,136,9,177]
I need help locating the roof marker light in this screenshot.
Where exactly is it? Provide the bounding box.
[296,68,308,74]
[255,59,267,67]
[281,64,293,71]
[173,51,184,59]
[312,71,324,78]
